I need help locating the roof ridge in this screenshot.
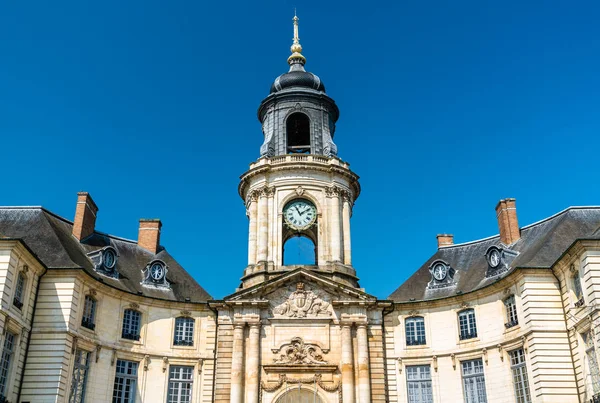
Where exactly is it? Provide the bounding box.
[439,205,600,249]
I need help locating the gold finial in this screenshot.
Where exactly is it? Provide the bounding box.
[288,12,306,66]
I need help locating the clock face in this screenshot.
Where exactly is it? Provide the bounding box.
[433,263,447,281]
[103,250,116,269]
[488,249,501,268]
[284,199,317,230]
[151,263,164,281]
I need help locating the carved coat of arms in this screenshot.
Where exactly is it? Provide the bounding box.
[272,282,331,318]
[274,337,328,364]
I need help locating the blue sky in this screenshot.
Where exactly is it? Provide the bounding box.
[1,1,599,299]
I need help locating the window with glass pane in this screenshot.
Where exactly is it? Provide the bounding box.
[504,296,518,328]
[0,333,15,399]
[69,349,91,403]
[81,296,96,330]
[573,274,583,298]
[405,317,426,346]
[458,309,477,340]
[583,332,600,395]
[122,310,141,341]
[406,365,433,403]
[461,359,487,403]
[112,359,138,403]
[174,317,195,346]
[13,272,25,310]
[509,348,532,403]
[167,366,194,403]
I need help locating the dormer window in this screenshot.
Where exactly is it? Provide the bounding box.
[141,260,170,289]
[88,246,119,278]
[427,260,456,289]
[485,246,517,278]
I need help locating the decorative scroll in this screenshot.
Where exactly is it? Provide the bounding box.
[261,373,341,393]
[273,337,327,365]
[272,282,331,318]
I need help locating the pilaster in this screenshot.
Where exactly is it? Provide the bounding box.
[342,191,352,266]
[246,322,261,403]
[341,322,355,403]
[356,323,371,403]
[230,323,245,403]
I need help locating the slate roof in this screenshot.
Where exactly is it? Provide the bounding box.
[0,207,212,302]
[389,207,600,302]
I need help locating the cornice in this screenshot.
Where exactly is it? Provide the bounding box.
[239,156,361,202]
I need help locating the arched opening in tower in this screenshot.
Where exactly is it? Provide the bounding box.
[286,113,311,154]
[283,235,316,265]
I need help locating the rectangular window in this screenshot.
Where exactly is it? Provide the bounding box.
[406,365,433,403]
[167,366,194,403]
[458,309,477,340]
[174,317,195,346]
[504,296,518,328]
[112,359,138,403]
[461,359,487,403]
[509,348,532,403]
[81,295,97,331]
[69,349,91,403]
[405,317,426,346]
[122,310,141,341]
[583,332,600,396]
[13,273,25,310]
[0,333,15,398]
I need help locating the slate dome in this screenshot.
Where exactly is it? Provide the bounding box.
[270,70,325,94]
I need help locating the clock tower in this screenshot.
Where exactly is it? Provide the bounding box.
[238,15,361,289]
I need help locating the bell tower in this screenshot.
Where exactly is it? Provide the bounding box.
[239,15,360,289]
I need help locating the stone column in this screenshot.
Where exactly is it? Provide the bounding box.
[328,186,342,262]
[230,323,245,403]
[341,323,355,403]
[246,323,261,403]
[266,189,275,264]
[356,324,371,403]
[247,193,258,265]
[256,188,269,263]
[342,193,352,265]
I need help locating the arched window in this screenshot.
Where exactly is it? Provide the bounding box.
[286,113,311,154]
[174,317,195,346]
[405,316,426,346]
[275,388,323,403]
[283,236,316,265]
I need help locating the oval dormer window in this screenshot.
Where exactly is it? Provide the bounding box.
[103,249,117,270]
[150,261,165,282]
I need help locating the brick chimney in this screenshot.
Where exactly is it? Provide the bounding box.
[138,219,162,254]
[496,198,520,245]
[72,192,98,241]
[437,234,454,249]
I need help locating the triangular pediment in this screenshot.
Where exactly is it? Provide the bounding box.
[223,268,377,303]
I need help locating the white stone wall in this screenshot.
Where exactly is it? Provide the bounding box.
[0,241,44,403]
[388,269,579,403]
[12,260,217,403]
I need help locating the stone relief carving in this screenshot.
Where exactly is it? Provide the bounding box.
[271,282,331,318]
[273,337,327,365]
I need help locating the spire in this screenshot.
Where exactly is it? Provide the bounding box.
[287,12,306,68]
